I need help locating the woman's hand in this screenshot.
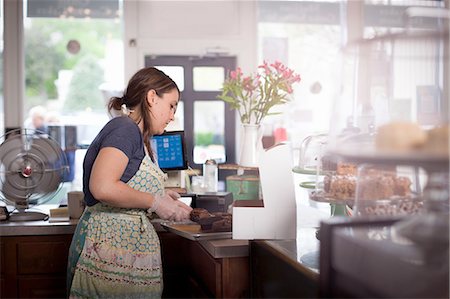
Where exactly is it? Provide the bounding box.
[151,190,192,221]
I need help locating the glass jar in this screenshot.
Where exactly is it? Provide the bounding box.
[203,159,218,192]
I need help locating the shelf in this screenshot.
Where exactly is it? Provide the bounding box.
[218,164,259,175]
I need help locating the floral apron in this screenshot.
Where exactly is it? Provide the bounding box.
[67,155,167,299]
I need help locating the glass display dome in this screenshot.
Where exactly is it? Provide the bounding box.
[293,133,328,176]
[326,28,449,172]
[307,27,449,219]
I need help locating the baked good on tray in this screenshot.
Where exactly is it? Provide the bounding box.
[211,217,232,232]
[336,162,357,175]
[356,174,411,201]
[323,174,357,200]
[189,208,232,232]
[190,208,210,222]
[321,154,357,175]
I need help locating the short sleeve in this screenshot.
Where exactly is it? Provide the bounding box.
[100,120,141,158]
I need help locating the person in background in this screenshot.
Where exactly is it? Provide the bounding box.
[45,112,77,183]
[67,67,192,298]
[24,105,47,133]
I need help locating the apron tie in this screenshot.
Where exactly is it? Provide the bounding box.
[140,213,149,232]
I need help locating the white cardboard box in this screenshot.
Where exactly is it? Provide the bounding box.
[232,143,297,240]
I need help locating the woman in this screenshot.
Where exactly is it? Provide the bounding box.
[67,67,192,298]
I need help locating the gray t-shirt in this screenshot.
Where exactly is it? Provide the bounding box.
[83,116,145,206]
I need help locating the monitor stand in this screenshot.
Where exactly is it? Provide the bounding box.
[164,170,186,189]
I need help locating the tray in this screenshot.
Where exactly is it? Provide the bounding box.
[299,181,316,189]
[161,220,232,241]
[292,166,330,176]
[309,190,355,206]
[328,148,449,171]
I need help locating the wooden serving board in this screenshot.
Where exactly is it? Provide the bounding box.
[161,221,232,241]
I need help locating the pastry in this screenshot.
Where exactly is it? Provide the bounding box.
[375,121,427,151]
[190,209,232,232]
[323,174,357,200]
[336,163,357,175]
[422,125,449,155]
[321,154,338,172]
[321,155,357,175]
[211,217,232,232]
[190,208,210,222]
[393,176,412,197]
[357,175,395,201]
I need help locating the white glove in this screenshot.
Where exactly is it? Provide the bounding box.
[148,190,192,221]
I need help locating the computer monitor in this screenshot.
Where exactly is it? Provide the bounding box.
[151,130,188,171]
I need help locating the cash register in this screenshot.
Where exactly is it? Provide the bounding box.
[151,130,188,189]
[152,131,232,212]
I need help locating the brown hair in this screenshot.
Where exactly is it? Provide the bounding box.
[108,67,180,160]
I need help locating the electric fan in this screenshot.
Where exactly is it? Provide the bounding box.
[0,128,69,221]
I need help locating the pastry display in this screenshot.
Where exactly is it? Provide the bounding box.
[189,208,232,232]
[353,165,423,216]
[320,166,415,207]
[323,30,447,223]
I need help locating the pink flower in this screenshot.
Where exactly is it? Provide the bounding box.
[258,61,271,75]
[242,76,257,92]
[218,61,301,124]
[230,67,242,80]
[282,69,294,80]
[270,61,287,74]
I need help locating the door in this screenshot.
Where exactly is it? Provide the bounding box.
[145,55,236,176]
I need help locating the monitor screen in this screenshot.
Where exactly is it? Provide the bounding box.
[151,130,188,171]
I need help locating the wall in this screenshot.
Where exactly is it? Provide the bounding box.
[123,0,257,80]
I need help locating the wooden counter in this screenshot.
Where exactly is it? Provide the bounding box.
[0,219,78,236]
[250,228,320,298]
[0,215,250,298]
[0,197,327,298]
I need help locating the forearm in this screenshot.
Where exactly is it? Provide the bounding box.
[90,180,156,209]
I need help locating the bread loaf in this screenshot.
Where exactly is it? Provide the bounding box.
[375,121,427,151]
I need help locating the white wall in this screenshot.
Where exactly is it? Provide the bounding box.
[123,0,257,80]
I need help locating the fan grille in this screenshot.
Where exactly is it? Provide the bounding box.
[0,129,69,209]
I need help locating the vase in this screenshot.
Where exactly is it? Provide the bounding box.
[239,124,263,167]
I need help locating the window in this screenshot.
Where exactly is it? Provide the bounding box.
[22,0,124,191]
[257,0,447,160]
[258,1,343,155]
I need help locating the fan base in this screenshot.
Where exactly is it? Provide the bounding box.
[9,211,49,221]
